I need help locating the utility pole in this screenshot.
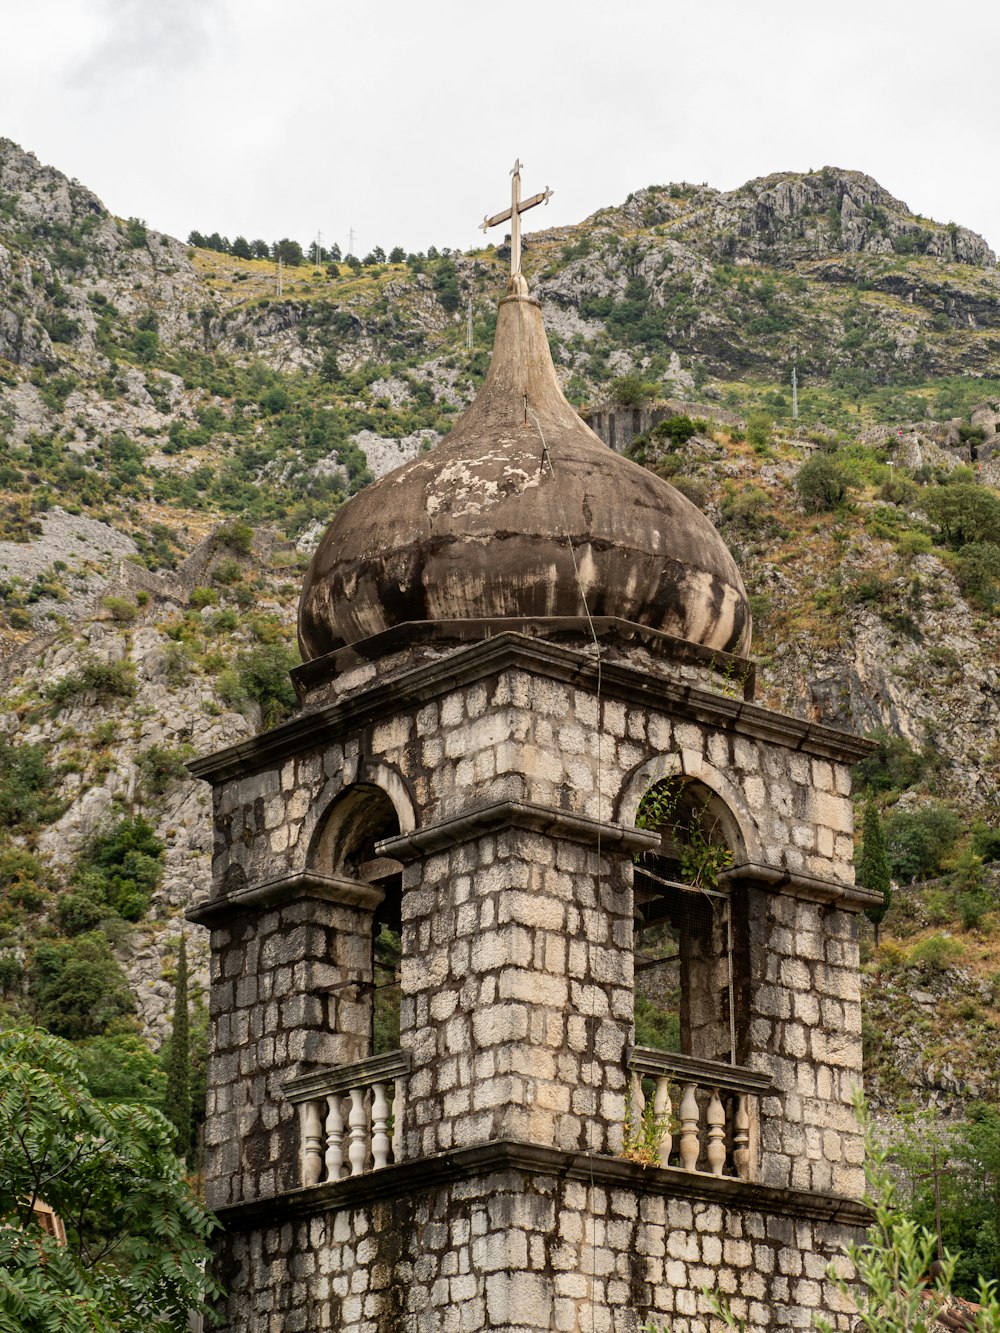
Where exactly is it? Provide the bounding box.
[348,226,356,259]
[466,298,473,351]
[276,254,283,297]
[791,363,799,422]
[315,228,323,266]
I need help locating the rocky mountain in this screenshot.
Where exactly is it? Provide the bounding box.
[0,138,998,1125]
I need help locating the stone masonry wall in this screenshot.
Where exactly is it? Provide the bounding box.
[744,886,864,1199]
[398,827,634,1160]
[205,661,857,899]
[214,1167,861,1333]
[205,896,373,1210]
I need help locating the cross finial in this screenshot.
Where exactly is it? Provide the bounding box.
[481,159,553,282]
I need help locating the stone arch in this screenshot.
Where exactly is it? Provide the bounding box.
[621,751,758,1068]
[615,750,760,864]
[305,762,416,877]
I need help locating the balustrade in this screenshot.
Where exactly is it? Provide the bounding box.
[284,1050,411,1188]
[626,1047,771,1181]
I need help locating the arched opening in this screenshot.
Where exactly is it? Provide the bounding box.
[632,776,747,1065]
[308,783,403,1057]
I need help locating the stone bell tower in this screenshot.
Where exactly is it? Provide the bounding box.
[190,170,878,1333]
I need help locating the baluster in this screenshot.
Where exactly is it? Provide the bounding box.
[678,1082,700,1172]
[706,1088,726,1177]
[371,1082,391,1170]
[653,1076,672,1168]
[392,1077,405,1165]
[325,1093,345,1182]
[301,1100,325,1187]
[732,1094,751,1181]
[630,1070,645,1134]
[348,1086,369,1176]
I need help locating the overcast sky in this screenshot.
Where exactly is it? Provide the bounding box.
[3,0,997,258]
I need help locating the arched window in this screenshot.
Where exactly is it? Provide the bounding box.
[633,777,747,1065]
[308,783,403,1057]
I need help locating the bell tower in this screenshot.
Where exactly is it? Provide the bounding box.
[190,169,877,1333]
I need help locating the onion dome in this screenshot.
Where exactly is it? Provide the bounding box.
[298,275,751,661]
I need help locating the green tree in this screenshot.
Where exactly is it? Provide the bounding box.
[955,543,1000,609]
[897,1106,1000,1299]
[273,238,304,266]
[432,258,460,312]
[745,411,772,452]
[858,800,892,944]
[231,235,252,259]
[32,933,135,1039]
[0,1025,218,1331]
[884,803,962,882]
[921,485,1000,548]
[610,372,656,407]
[796,453,851,511]
[164,934,191,1161]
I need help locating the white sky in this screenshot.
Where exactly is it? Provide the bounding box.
[3,0,998,257]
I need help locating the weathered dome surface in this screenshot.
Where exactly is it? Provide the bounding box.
[298,280,751,662]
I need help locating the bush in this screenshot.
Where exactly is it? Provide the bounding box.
[62,815,165,929]
[610,373,656,407]
[955,542,1000,609]
[853,728,927,796]
[884,803,962,881]
[215,521,253,555]
[652,415,698,447]
[46,655,137,711]
[188,585,217,609]
[102,595,139,622]
[235,642,299,728]
[921,484,1000,547]
[907,933,964,974]
[669,475,708,509]
[796,454,851,511]
[0,738,62,829]
[137,743,192,797]
[212,556,243,586]
[745,412,772,452]
[32,932,136,1038]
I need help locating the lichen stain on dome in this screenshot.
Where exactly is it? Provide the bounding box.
[425,452,541,519]
[297,281,752,663]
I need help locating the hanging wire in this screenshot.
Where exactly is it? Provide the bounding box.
[524,395,604,1333]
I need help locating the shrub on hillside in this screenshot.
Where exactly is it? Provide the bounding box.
[853,728,927,796]
[0,738,63,829]
[884,803,962,882]
[955,542,1000,609]
[46,655,136,712]
[59,815,164,932]
[920,484,1000,547]
[796,454,851,511]
[31,932,136,1039]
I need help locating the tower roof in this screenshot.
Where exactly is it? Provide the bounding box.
[298,276,751,663]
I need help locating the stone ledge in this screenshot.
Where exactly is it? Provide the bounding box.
[378,801,659,863]
[292,617,756,701]
[721,862,883,914]
[185,871,383,927]
[188,633,875,785]
[211,1140,871,1233]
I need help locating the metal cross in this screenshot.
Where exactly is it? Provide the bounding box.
[480,159,553,278]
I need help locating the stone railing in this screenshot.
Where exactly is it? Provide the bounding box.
[626,1047,772,1181]
[284,1050,411,1188]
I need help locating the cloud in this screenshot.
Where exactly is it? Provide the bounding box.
[71,0,228,90]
